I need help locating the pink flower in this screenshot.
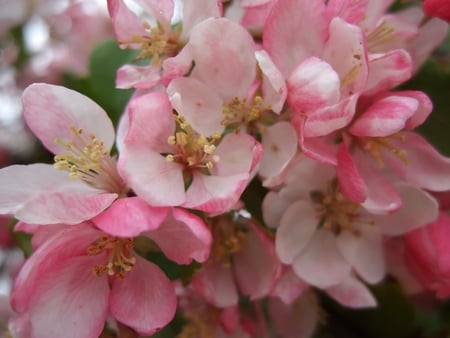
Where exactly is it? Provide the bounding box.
[423,0,450,22]
[165,17,291,185]
[191,213,281,308]
[263,156,438,289]
[404,211,450,299]
[11,203,212,338]
[108,0,222,88]
[0,83,128,224]
[118,91,263,213]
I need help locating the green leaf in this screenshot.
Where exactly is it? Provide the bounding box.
[88,39,136,126]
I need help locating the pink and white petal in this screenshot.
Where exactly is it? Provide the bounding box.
[116,64,161,89]
[325,274,377,308]
[183,172,249,213]
[212,133,262,177]
[402,91,433,129]
[263,0,328,77]
[191,262,239,307]
[298,131,339,165]
[189,18,256,101]
[287,57,340,114]
[147,207,212,264]
[268,294,319,338]
[240,1,275,30]
[262,191,293,229]
[354,151,402,214]
[15,191,117,225]
[373,183,438,236]
[292,229,352,288]
[233,224,281,300]
[349,95,418,137]
[125,92,175,153]
[107,0,148,48]
[23,84,115,154]
[275,200,318,264]
[271,268,309,304]
[408,17,449,72]
[162,44,195,81]
[28,256,109,338]
[180,0,222,40]
[326,0,368,24]
[321,18,368,97]
[336,224,385,284]
[386,132,450,191]
[303,94,358,137]
[259,122,297,187]
[0,163,117,224]
[360,0,395,30]
[364,50,413,96]
[167,77,224,136]
[110,256,177,336]
[336,144,368,203]
[119,148,185,206]
[93,197,168,237]
[255,50,287,114]
[11,224,102,312]
[133,0,174,26]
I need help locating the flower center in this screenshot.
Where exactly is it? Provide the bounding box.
[221,95,271,130]
[87,236,136,279]
[311,180,371,235]
[131,24,180,66]
[177,312,214,338]
[54,127,127,194]
[165,115,221,172]
[357,132,408,167]
[210,216,247,267]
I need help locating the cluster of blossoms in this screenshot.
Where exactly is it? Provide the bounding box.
[1,0,450,337]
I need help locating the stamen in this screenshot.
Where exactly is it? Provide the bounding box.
[53,127,127,194]
[164,115,221,172]
[358,133,408,168]
[87,236,136,279]
[211,218,247,267]
[221,95,271,129]
[367,19,396,51]
[312,180,373,236]
[130,25,179,66]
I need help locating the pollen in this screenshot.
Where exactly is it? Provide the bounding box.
[165,115,221,172]
[357,133,408,168]
[130,25,179,66]
[210,217,247,267]
[87,236,136,279]
[53,126,127,194]
[311,180,372,236]
[221,95,271,129]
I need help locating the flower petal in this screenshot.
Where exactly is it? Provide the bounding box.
[325,274,377,308]
[28,256,109,338]
[0,164,117,224]
[110,256,177,336]
[23,83,115,155]
[167,77,224,136]
[287,57,340,114]
[263,0,328,77]
[93,197,168,237]
[374,183,438,236]
[147,207,212,264]
[276,200,317,264]
[293,229,352,288]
